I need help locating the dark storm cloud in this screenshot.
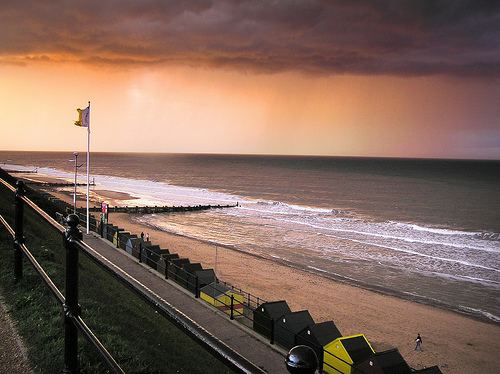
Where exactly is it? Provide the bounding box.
[0,0,498,76]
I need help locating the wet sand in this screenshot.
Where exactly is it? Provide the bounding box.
[38,185,500,373]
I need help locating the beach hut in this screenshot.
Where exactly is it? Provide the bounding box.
[200,283,244,317]
[142,245,169,270]
[131,239,151,259]
[150,249,170,270]
[323,334,375,374]
[103,224,118,242]
[113,230,130,247]
[186,269,216,295]
[158,253,179,277]
[168,258,191,281]
[140,244,160,263]
[273,310,315,350]
[355,349,411,374]
[177,263,203,289]
[125,237,141,256]
[253,301,292,340]
[413,366,442,374]
[296,321,342,370]
[118,232,136,250]
[106,225,118,242]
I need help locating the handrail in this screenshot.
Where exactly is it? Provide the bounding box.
[21,241,65,305]
[0,214,15,237]
[72,315,125,374]
[0,213,65,305]
[0,178,65,234]
[0,180,124,373]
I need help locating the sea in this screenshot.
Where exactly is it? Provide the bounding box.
[1,151,499,323]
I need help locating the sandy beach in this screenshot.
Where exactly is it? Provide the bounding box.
[27,180,500,373]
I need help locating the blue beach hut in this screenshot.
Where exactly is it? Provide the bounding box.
[125,237,141,256]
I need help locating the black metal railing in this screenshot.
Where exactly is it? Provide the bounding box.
[1,180,124,374]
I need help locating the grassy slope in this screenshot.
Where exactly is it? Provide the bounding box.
[0,182,233,374]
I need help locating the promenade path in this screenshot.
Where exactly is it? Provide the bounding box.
[82,231,290,374]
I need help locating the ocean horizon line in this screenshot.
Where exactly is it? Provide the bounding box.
[2,149,500,163]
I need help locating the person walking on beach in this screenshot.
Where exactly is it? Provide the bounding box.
[146,233,150,242]
[141,232,144,240]
[414,333,423,351]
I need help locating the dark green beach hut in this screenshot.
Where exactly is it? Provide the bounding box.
[142,245,169,270]
[355,348,411,374]
[253,300,292,340]
[132,238,151,259]
[273,310,315,350]
[186,269,216,294]
[296,321,342,370]
[158,253,180,277]
[168,258,191,281]
[177,263,203,289]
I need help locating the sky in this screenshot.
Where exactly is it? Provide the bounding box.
[0,0,499,159]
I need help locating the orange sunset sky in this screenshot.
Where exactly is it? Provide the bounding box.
[1,1,499,159]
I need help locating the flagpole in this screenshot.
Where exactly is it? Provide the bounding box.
[86,101,90,234]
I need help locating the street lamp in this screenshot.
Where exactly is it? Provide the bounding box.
[69,152,83,214]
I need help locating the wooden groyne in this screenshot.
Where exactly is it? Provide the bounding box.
[26,181,96,187]
[4,169,38,174]
[85,204,237,214]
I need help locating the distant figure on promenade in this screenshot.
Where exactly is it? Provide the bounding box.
[414,333,423,351]
[141,232,144,240]
[146,233,150,242]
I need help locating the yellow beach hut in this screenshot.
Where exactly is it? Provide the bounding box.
[323,334,375,374]
[112,229,129,247]
[200,283,244,317]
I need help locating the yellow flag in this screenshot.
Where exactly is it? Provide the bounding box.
[74,106,89,127]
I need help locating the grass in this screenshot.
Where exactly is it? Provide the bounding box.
[0,180,234,374]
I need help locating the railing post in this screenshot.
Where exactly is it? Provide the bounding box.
[14,181,25,282]
[230,294,234,320]
[195,275,200,298]
[270,317,275,345]
[63,214,82,374]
